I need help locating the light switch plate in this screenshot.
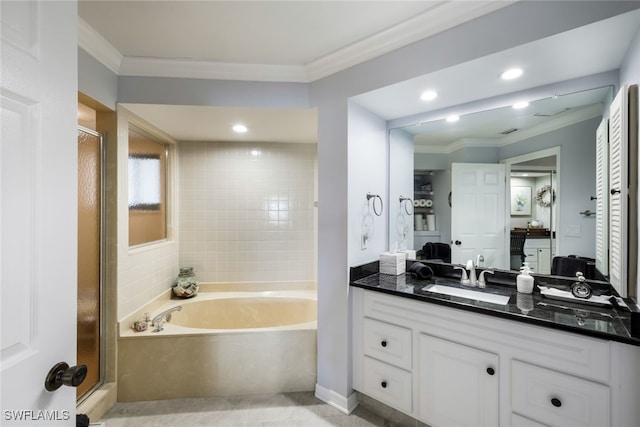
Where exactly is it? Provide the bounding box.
[565,224,581,237]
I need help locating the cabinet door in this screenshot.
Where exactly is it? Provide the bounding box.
[418,334,499,427]
[537,248,551,274]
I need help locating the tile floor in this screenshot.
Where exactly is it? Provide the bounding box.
[99,391,429,427]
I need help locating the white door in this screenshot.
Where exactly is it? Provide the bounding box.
[1,1,79,425]
[451,163,507,269]
[418,333,499,427]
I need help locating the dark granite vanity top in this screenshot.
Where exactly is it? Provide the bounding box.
[350,261,640,346]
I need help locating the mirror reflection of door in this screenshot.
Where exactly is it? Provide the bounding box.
[451,163,507,269]
[508,157,557,274]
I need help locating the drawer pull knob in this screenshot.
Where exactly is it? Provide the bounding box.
[486,367,495,376]
[381,381,387,388]
[381,340,387,347]
[551,398,562,408]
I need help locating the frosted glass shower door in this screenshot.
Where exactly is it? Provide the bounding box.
[77,127,103,399]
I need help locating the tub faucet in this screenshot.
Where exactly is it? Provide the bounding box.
[151,305,182,329]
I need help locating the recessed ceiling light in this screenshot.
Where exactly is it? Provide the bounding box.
[232,124,248,133]
[513,101,529,109]
[501,68,523,80]
[446,115,459,123]
[420,90,438,101]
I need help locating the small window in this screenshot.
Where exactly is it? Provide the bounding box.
[129,153,161,211]
[128,127,168,246]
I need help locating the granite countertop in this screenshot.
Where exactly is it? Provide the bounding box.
[350,261,640,346]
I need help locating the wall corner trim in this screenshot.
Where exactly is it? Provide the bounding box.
[314,384,359,415]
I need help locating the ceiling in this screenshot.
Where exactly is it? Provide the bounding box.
[78,1,513,82]
[79,2,640,145]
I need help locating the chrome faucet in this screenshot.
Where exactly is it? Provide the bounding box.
[465,259,477,287]
[151,305,182,331]
[478,269,494,288]
[476,254,484,267]
[453,265,469,285]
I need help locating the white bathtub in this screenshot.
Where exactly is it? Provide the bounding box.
[117,283,317,401]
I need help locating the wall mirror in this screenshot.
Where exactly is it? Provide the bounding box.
[389,85,614,281]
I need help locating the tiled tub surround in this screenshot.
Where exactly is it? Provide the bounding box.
[177,141,317,283]
[118,282,317,401]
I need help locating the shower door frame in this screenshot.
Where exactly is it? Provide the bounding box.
[77,125,107,403]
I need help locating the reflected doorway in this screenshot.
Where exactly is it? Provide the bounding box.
[507,153,557,274]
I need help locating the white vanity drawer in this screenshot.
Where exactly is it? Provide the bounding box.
[363,356,412,413]
[363,317,412,370]
[511,413,548,427]
[512,360,610,427]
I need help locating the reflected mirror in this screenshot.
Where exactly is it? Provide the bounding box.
[389,86,613,281]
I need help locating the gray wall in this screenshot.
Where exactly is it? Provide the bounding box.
[499,117,601,258]
[78,48,118,109]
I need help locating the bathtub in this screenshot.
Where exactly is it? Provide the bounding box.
[117,282,317,401]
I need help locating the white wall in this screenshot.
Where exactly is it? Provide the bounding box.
[177,141,317,283]
[388,128,414,251]
[116,107,180,319]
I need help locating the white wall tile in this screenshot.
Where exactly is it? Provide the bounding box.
[178,141,317,283]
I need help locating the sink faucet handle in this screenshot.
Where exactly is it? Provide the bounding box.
[478,269,495,288]
[454,266,470,285]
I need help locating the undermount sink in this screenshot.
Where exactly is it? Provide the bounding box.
[422,284,511,306]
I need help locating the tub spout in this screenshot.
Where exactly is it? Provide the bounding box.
[151,305,182,327]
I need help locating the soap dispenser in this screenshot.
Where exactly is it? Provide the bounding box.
[517,263,534,294]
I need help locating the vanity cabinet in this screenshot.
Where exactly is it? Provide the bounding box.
[523,238,555,274]
[418,334,499,427]
[351,287,640,427]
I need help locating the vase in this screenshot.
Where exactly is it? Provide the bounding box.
[172,267,199,298]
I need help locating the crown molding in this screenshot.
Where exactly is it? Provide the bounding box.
[78,1,515,82]
[119,57,308,82]
[78,17,122,74]
[305,0,517,82]
[415,103,603,154]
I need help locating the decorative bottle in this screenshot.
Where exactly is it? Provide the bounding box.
[172,267,199,298]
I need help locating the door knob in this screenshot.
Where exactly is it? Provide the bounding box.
[454,240,462,246]
[44,362,87,391]
[611,188,621,195]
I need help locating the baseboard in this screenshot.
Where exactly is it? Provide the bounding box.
[314,383,359,415]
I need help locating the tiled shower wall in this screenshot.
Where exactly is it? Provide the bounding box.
[178,141,317,282]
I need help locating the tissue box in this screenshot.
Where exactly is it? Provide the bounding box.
[404,250,417,260]
[380,252,407,275]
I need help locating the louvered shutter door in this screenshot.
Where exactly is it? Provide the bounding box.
[609,86,628,297]
[595,118,609,276]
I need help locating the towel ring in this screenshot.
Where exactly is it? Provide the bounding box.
[399,195,413,215]
[367,193,383,216]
